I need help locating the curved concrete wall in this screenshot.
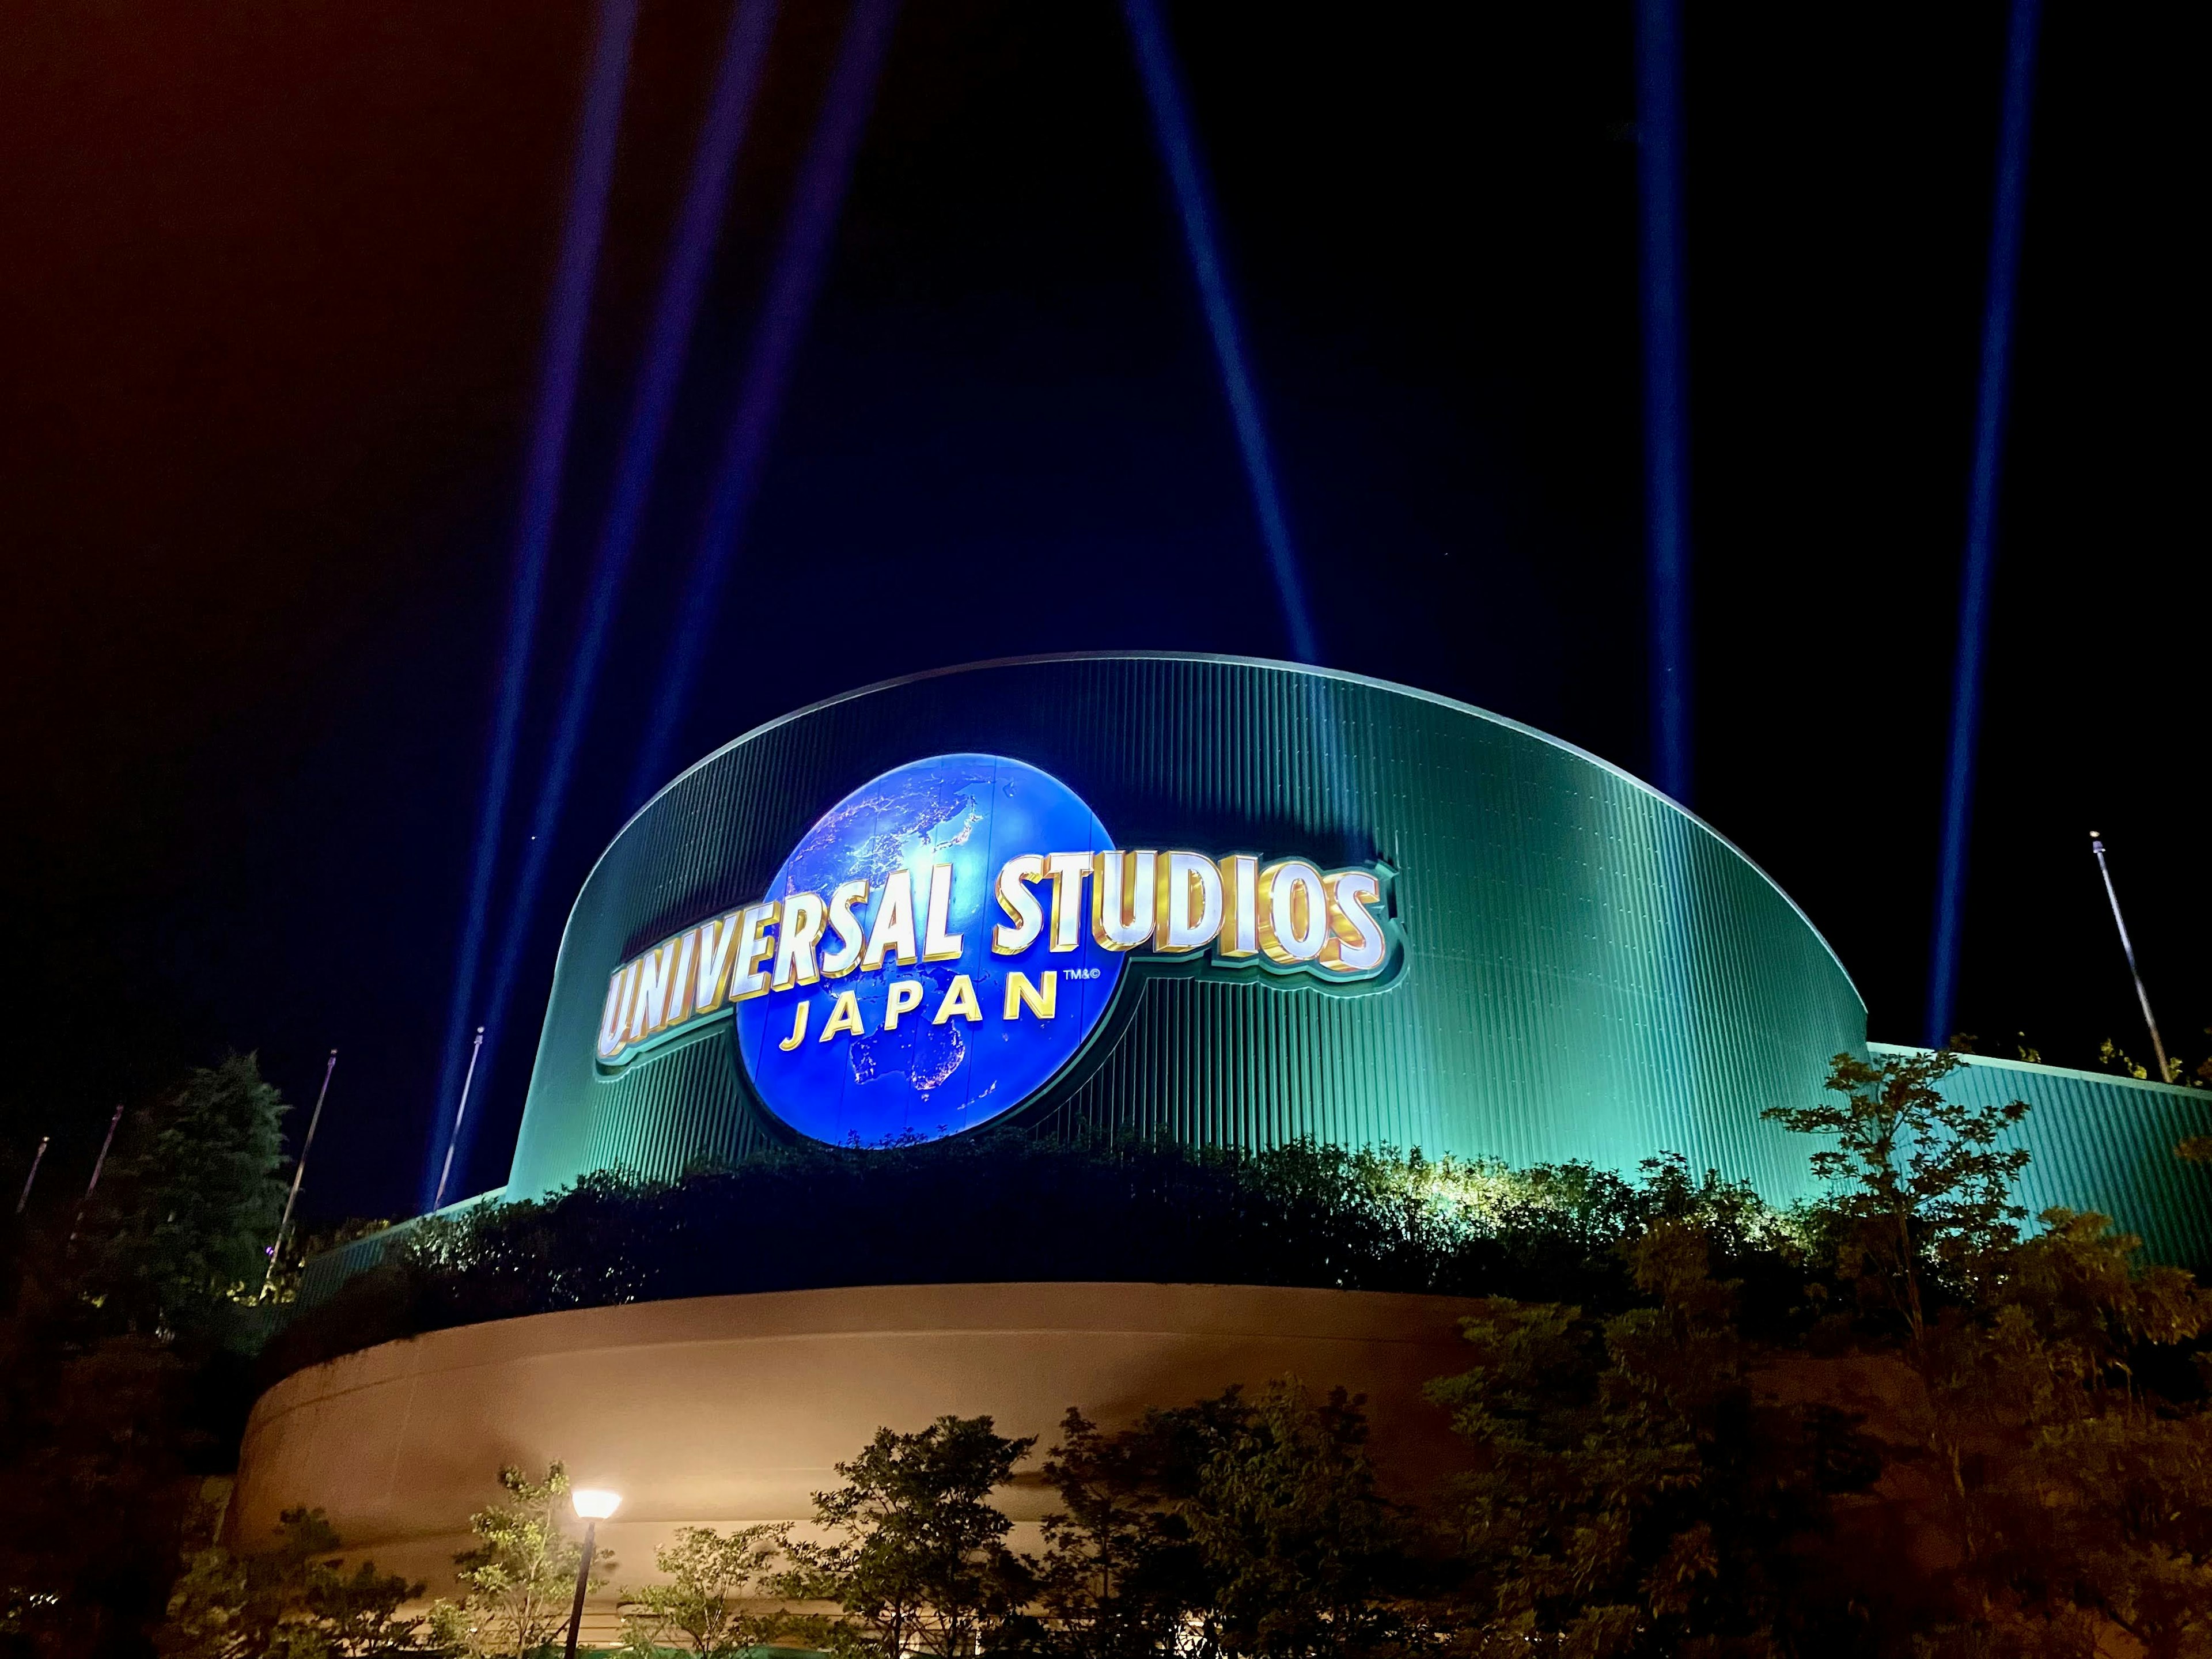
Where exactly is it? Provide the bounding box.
[231,1282,1487,1614]
[511,654,1866,1206]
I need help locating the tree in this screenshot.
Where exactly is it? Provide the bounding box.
[1763,1047,2029,1344]
[618,1526,790,1659]
[429,1465,608,1659]
[1035,1403,1225,1659]
[1904,1212,2212,1657]
[1,1054,298,1659]
[1177,1382,1412,1659]
[2099,1037,2155,1083]
[1037,1382,1415,1659]
[1959,1396,2212,1657]
[1424,1222,1876,1658]
[0,1315,202,1659]
[779,1417,1036,1659]
[161,1508,422,1659]
[1765,1051,2055,1573]
[90,1054,291,1330]
[1768,1054,2212,1651]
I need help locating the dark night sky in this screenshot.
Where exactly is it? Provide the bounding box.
[2,1,2202,1228]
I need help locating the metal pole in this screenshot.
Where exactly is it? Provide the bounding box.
[2091,831,2169,1082]
[67,1103,126,1247]
[263,1050,339,1298]
[562,1517,597,1659]
[432,1027,485,1213]
[14,1136,49,1215]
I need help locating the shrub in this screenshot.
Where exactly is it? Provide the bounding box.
[263,1137,1795,1381]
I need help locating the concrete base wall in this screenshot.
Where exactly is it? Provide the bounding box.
[232,1281,1485,1624]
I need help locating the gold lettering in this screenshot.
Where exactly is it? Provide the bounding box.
[1319,870,1387,974]
[1090,850,1157,950]
[597,968,629,1059]
[1257,860,1328,964]
[819,990,865,1040]
[1043,852,1091,952]
[1003,969,1057,1021]
[993,855,1046,953]
[731,902,781,1002]
[692,912,742,1012]
[921,864,963,962]
[1154,851,1223,952]
[820,880,870,978]
[931,974,983,1024]
[773,891,828,989]
[778,999,810,1050]
[883,978,925,1030]
[862,870,919,970]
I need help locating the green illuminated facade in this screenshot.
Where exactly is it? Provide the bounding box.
[513,654,1873,1205]
[1874,1046,2212,1267]
[289,650,2204,1296]
[498,656,2212,1263]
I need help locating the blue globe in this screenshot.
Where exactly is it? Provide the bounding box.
[734,754,1126,1144]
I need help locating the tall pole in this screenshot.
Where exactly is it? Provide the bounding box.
[433,1027,485,1213]
[67,1103,125,1248]
[562,1518,598,1659]
[2091,831,2169,1082]
[14,1136,49,1215]
[262,1050,339,1298]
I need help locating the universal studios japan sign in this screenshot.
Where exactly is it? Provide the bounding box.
[592,754,1402,1145]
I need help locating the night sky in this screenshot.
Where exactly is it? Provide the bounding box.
[2,1,2202,1228]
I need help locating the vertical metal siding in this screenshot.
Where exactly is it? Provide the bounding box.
[1870,1045,2212,1266]
[507,656,1869,1211]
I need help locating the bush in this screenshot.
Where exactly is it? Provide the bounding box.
[262,1137,1797,1382]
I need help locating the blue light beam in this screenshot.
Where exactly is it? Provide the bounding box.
[1926,0,2041,1049]
[1121,0,1317,666]
[1635,0,1692,805]
[627,0,902,808]
[460,0,782,1165]
[425,0,638,1213]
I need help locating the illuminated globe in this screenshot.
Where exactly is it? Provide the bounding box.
[733,753,1126,1144]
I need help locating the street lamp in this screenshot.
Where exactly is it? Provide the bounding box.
[563,1488,621,1659]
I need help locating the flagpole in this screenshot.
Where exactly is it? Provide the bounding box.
[67,1103,125,1248]
[2090,831,2169,1083]
[433,1027,486,1213]
[263,1050,339,1298]
[14,1136,48,1216]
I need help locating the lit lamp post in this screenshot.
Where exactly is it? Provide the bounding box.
[564,1488,621,1659]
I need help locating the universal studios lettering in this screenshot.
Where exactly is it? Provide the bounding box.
[596,847,1393,1066]
[592,755,1399,1146]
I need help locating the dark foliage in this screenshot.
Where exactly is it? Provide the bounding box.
[778,1417,1037,1659]
[84,1054,292,1330]
[1765,1048,2029,1345]
[2,1055,294,1659]
[0,1291,204,1659]
[263,1137,1796,1382]
[160,1506,422,1659]
[1425,1222,1883,1658]
[1036,1382,1416,1659]
[1765,1053,2212,1656]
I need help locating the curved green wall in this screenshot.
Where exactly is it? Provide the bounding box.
[507,655,1868,1205]
[1872,1045,2212,1268]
